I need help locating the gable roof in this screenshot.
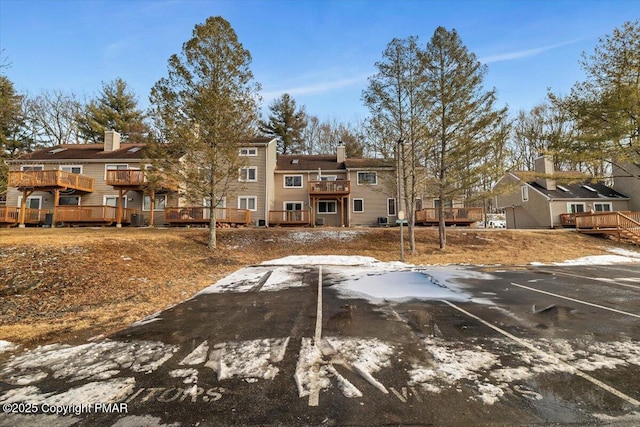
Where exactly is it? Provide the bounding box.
[8,143,148,163]
[529,181,628,200]
[276,154,394,172]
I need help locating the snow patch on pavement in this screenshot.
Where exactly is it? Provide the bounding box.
[532,247,640,266]
[262,255,384,266]
[0,340,178,385]
[0,340,16,353]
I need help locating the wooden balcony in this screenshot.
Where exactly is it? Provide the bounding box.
[0,207,48,226]
[165,207,251,226]
[55,205,135,225]
[8,170,94,193]
[106,170,146,187]
[415,207,483,226]
[268,210,311,226]
[574,211,640,245]
[308,180,350,196]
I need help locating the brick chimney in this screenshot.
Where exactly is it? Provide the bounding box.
[104,130,121,152]
[337,141,346,163]
[534,154,556,191]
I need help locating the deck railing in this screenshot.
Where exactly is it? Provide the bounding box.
[164,207,251,225]
[416,207,483,224]
[268,210,311,226]
[575,211,640,230]
[0,207,47,224]
[8,170,94,192]
[106,170,146,186]
[55,205,135,224]
[308,180,350,195]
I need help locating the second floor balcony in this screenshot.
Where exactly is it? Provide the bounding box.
[308,180,350,196]
[106,169,146,187]
[8,170,94,193]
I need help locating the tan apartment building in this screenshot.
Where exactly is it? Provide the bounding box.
[494,155,630,228]
[3,131,481,228]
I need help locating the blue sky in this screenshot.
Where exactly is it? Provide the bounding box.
[1,0,638,123]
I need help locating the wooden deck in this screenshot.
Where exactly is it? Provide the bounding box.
[308,180,350,196]
[8,170,94,192]
[165,207,251,226]
[55,205,135,225]
[415,208,483,226]
[0,207,48,226]
[575,211,640,245]
[268,210,311,226]
[106,170,146,188]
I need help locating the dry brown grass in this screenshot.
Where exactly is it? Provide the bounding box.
[0,226,632,348]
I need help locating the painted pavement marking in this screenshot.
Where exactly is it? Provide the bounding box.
[309,266,323,407]
[535,269,640,291]
[442,300,640,407]
[510,282,640,319]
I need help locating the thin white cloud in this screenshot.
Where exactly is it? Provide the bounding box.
[479,39,581,64]
[261,73,370,102]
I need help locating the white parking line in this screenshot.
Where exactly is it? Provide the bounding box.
[442,300,640,407]
[309,266,323,407]
[537,269,640,291]
[511,282,640,319]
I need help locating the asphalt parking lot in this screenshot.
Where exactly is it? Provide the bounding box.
[1,256,639,426]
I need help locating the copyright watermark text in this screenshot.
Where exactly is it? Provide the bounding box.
[2,402,128,416]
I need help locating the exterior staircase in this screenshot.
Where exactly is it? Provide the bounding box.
[575,212,640,246]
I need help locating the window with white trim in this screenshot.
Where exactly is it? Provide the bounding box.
[104,196,127,208]
[521,186,529,202]
[357,171,377,185]
[238,196,257,211]
[105,164,128,179]
[353,198,364,213]
[567,203,585,214]
[284,175,303,188]
[60,165,82,174]
[318,200,337,214]
[387,198,397,216]
[143,194,167,211]
[239,166,257,182]
[239,147,257,156]
[593,202,612,212]
[17,195,42,209]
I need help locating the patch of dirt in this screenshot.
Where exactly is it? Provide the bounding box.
[0,226,632,348]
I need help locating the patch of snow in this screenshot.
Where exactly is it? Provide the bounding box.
[283,230,364,243]
[111,415,181,427]
[1,340,177,385]
[169,368,198,384]
[533,247,640,266]
[180,341,210,365]
[334,270,472,303]
[295,337,394,399]
[0,340,16,353]
[0,377,136,406]
[204,337,290,381]
[262,255,385,266]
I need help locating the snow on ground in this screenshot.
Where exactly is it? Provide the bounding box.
[295,337,394,399]
[531,247,640,266]
[283,230,364,243]
[0,340,178,386]
[261,255,386,266]
[408,336,640,405]
[0,340,16,353]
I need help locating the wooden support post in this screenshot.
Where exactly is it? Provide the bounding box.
[19,189,28,228]
[149,190,155,227]
[52,189,60,227]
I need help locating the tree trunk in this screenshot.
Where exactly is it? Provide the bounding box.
[208,204,217,249]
